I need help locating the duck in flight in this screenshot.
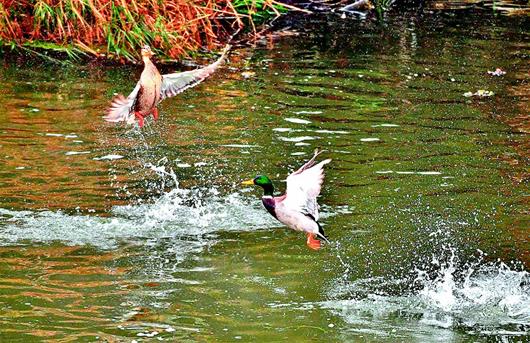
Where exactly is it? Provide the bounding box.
[242,149,331,250]
[104,44,230,127]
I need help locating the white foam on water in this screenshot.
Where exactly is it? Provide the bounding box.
[221,144,259,148]
[376,171,442,175]
[321,255,530,338]
[277,136,317,142]
[65,151,91,156]
[0,188,278,250]
[284,117,312,124]
[371,124,400,128]
[293,110,323,115]
[266,211,529,340]
[144,162,178,187]
[272,128,293,132]
[324,216,529,337]
[94,154,124,161]
[314,130,350,134]
[418,171,442,175]
[270,259,529,339]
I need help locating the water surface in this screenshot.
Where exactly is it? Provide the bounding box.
[0,10,529,342]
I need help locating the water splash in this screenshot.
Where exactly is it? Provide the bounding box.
[145,157,179,188]
[0,187,278,250]
[323,249,530,337]
[267,211,530,339]
[415,256,530,331]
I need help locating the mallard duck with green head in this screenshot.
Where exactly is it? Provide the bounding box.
[242,149,331,250]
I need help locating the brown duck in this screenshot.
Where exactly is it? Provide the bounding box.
[104,44,230,127]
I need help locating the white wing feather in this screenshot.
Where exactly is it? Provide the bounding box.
[160,44,231,101]
[283,150,331,221]
[104,44,231,124]
[103,83,140,124]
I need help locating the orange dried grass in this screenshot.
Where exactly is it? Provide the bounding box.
[0,0,246,61]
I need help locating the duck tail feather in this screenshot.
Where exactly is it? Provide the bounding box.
[316,222,330,243]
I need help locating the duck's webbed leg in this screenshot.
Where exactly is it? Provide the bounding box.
[134,111,145,128]
[306,233,321,250]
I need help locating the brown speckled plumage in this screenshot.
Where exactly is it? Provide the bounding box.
[104,43,231,128]
[133,57,162,117]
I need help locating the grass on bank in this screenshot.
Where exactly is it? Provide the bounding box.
[0,0,287,62]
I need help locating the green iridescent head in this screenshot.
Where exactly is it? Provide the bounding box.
[242,175,274,196]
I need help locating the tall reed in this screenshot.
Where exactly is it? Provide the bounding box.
[0,0,284,61]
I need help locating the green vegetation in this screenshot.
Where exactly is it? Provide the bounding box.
[0,0,285,62]
[233,0,288,27]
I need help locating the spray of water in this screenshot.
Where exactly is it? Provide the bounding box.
[322,216,530,337]
[0,184,278,250]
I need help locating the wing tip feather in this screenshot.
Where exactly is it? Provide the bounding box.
[103,93,130,123]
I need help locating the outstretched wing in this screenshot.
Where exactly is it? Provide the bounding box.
[283,149,331,221]
[103,83,140,124]
[159,44,231,101]
[104,43,231,124]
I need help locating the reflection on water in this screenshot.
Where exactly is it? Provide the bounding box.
[0,10,529,342]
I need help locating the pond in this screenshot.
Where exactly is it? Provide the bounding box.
[0,10,528,342]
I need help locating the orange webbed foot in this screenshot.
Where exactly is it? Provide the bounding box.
[134,111,144,128]
[306,233,321,250]
[152,108,159,121]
